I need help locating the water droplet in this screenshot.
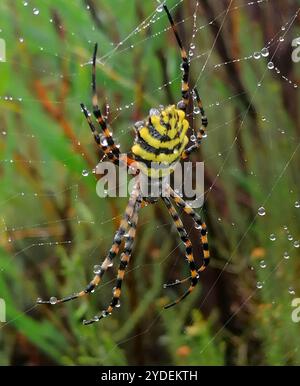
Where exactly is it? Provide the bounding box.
[190,134,196,142]
[258,206,266,216]
[49,296,57,305]
[288,287,295,295]
[156,4,164,13]
[190,43,195,50]
[23,1,28,6]
[253,51,261,60]
[259,260,267,268]
[101,310,107,318]
[269,233,276,241]
[107,260,113,268]
[116,301,121,308]
[195,223,201,230]
[267,61,274,70]
[33,8,40,15]
[293,240,300,248]
[100,137,108,148]
[262,116,266,121]
[82,169,89,177]
[288,234,293,241]
[149,108,160,117]
[283,252,290,260]
[295,201,300,208]
[279,36,284,42]
[93,265,101,274]
[256,281,263,289]
[134,121,144,130]
[189,50,194,57]
[19,37,24,43]
[261,47,269,57]
[194,107,200,115]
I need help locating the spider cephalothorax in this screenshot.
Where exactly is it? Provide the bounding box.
[37,5,210,325]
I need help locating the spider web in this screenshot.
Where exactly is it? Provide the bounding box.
[0,0,300,365]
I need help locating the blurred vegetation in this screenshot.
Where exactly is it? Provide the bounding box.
[0,0,300,366]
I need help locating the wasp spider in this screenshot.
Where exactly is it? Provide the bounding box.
[37,5,210,325]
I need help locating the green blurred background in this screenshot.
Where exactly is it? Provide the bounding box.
[0,0,300,365]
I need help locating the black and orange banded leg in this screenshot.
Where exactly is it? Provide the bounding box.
[166,186,210,287]
[36,183,141,309]
[92,43,120,156]
[80,102,119,165]
[163,5,190,110]
[83,196,142,325]
[181,87,208,160]
[162,197,199,309]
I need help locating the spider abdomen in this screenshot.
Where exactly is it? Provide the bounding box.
[131,105,189,166]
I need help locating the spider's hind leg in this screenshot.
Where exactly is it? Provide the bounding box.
[36,184,141,310]
[162,196,199,309]
[163,187,210,291]
[83,195,142,325]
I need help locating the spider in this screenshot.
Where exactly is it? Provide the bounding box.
[37,5,210,325]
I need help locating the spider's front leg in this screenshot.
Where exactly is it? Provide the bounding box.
[80,43,121,166]
[91,43,120,158]
[80,103,119,165]
[83,195,142,325]
[181,87,208,160]
[163,5,190,111]
[36,183,141,314]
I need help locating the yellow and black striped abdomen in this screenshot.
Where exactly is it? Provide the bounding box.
[132,105,189,174]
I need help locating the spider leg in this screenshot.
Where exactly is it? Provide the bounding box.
[37,183,141,307]
[165,186,210,289]
[83,195,142,325]
[163,5,190,111]
[91,43,120,157]
[80,102,119,165]
[162,197,199,309]
[181,87,208,160]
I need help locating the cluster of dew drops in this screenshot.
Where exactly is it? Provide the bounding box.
[253,38,298,89]
[255,202,300,294]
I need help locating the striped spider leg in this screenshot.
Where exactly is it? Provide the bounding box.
[37,183,141,320]
[83,194,142,325]
[163,5,190,111]
[162,196,199,308]
[163,186,210,298]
